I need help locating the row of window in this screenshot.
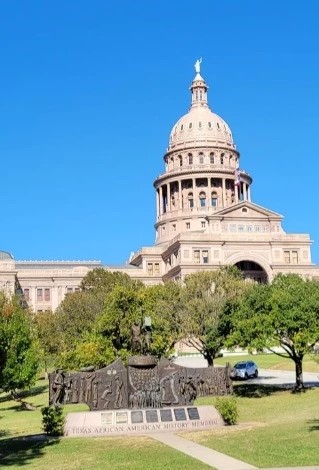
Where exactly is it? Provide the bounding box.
[147,263,160,276]
[187,191,219,208]
[227,224,270,233]
[284,251,299,264]
[173,121,231,136]
[168,152,237,168]
[193,249,209,264]
[23,287,80,302]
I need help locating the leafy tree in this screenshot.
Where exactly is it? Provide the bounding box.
[0,294,40,396]
[230,274,319,390]
[55,290,106,349]
[58,333,115,370]
[34,311,61,375]
[80,268,143,293]
[96,284,143,360]
[180,266,247,366]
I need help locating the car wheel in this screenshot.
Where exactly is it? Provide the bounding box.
[254,370,258,378]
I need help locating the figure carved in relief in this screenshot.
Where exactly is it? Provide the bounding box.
[52,369,65,405]
[114,375,124,408]
[102,381,112,409]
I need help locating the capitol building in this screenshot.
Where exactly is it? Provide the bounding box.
[1,62,318,312]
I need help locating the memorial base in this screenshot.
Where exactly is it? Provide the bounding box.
[64,406,224,437]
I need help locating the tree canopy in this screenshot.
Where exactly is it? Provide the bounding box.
[0,294,40,394]
[229,273,319,390]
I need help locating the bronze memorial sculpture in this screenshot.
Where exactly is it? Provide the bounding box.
[49,320,232,411]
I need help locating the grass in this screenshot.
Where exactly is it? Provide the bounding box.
[0,378,212,469]
[215,352,319,372]
[184,385,319,468]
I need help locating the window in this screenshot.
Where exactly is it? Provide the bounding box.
[181,124,184,131]
[24,288,30,301]
[202,250,209,263]
[199,191,206,207]
[220,154,224,164]
[292,251,299,264]
[188,192,194,209]
[238,225,244,232]
[44,288,50,302]
[188,154,193,165]
[255,225,261,232]
[172,224,176,231]
[199,153,204,164]
[247,226,253,232]
[154,263,160,275]
[37,288,43,302]
[186,222,190,229]
[284,251,291,264]
[67,287,73,294]
[217,122,220,130]
[208,122,212,128]
[189,123,192,129]
[147,263,153,276]
[229,224,236,232]
[210,153,214,164]
[179,155,183,167]
[193,250,200,264]
[211,192,218,207]
[199,122,202,128]
[201,221,206,228]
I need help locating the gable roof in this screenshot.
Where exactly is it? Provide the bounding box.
[210,201,283,220]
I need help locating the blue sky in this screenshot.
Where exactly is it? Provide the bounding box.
[0,1,319,264]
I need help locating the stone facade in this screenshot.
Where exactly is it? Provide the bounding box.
[2,63,319,311]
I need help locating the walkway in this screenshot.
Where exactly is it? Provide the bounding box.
[150,433,319,470]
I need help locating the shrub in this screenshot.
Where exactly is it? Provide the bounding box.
[41,405,65,436]
[215,397,238,425]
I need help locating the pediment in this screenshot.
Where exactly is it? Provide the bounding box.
[212,201,283,221]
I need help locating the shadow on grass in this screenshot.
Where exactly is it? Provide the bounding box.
[0,435,59,466]
[0,385,48,405]
[234,383,294,398]
[308,419,319,432]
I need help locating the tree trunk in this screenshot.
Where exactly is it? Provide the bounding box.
[294,356,304,391]
[204,351,214,366]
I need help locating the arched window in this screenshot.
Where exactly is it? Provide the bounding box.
[220,153,224,165]
[210,153,214,164]
[199,153,204,164]
[199,191,206,207]
[211,192,218,208]
[188,153,193,165]
[188,192,194,209]
[208,122,212,128]
[189,122,192,129]
[178,155,183,167]
[229,155,232,166]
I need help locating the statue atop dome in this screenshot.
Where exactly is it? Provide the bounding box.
[194,57,202,74]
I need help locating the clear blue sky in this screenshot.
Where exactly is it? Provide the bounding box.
[1,1,319,264]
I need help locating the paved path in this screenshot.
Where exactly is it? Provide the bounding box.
[151,432,257,469]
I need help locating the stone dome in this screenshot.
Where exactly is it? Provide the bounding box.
[169,106,235,151]
[168,68,236,152]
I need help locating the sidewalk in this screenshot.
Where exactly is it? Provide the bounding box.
[150,432,319,470]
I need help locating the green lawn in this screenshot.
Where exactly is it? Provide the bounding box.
[0,379,212,469]
[215,352,319,372]
[186,386,319,468]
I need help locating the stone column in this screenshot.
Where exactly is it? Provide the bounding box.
[208,176,211,207]
[167,183,171,211]
[222,178,226,207]
[243,183,247,201]
[235,182,239,204]
[178,179,182,209]
[192,178,197,208]
[156,189,160,219]
[159,186,163,215]
[247,184,251,202]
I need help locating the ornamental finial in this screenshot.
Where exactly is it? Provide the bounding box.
[194,57,202,74]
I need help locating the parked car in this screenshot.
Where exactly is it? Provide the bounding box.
[230,361,258,380]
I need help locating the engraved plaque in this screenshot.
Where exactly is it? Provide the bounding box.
[131,411,143,424]
[174,408,187,421]
[160,409,173,422]
[101,412,113,425]
[145,410,158,423]
[116,411,128,424]
[187,407,200,420]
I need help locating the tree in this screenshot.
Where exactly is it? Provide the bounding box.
[0,294,40,396]
[180,267,247,366]
[34,311,61,376]
[229,273,319,391]
[80,268,143,293]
